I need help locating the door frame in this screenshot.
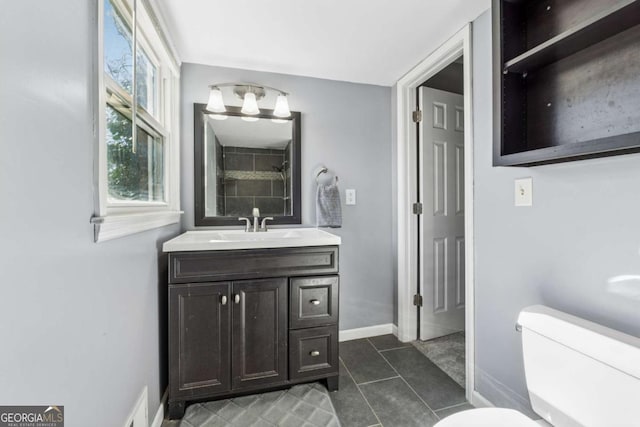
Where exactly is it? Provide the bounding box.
[395,24,475,400]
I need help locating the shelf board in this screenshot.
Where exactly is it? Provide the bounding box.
[494,132,640,166]
[504,0,640,74]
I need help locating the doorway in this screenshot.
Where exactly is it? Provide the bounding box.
[413,59,466,389]
[418,61,465,341]
[395,24,476,403]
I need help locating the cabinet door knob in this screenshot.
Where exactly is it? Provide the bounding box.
[309,299,320,305]
[221,295,227,305]
[234,294,240,304]
[309,350,320,357]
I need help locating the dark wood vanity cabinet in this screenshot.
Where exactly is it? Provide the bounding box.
[167,246,340,419]
[493,0,640,166]
[168,282,231,400]
[231,278,288,391]
[289,276,339,381]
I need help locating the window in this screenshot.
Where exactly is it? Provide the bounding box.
[93,0,181,242]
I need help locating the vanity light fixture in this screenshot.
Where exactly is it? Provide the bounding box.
[239,91,260,122]
[206,87,226,113]
[273,94,291,118]
[206,83,291,119]
[240,92,260,115]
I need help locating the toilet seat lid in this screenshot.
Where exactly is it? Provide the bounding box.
[435,408,541,427]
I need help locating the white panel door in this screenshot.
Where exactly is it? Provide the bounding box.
[419,87,465,341]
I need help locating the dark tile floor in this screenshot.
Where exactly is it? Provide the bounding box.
[163,334,472,426]
[330,334,472,427]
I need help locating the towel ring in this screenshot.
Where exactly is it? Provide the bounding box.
[315,166,338,184]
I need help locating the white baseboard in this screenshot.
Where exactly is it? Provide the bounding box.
[470,390,494,408]
[396,328,415,343]
[123,387,148,427]
[339,323,396,342]
[151,389,168,427]
[475,369,539,419]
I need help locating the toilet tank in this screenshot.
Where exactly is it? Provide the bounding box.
[518,305,640,427]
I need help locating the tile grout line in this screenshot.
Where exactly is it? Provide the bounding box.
[339,358,384,427]
[356,375,401,386]
[414,334,469,392]
[377,348,441,422]
[377,345,412,353]
[434,401,471,413]
[366,336,412,353]
[363,337,403,378]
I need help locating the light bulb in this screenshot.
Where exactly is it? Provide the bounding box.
[241,92,260,115]
[273,94,291,118]
[241,116,260,122]
[206,87,226,113]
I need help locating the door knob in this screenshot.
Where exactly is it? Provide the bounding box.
[310,299,320,305]
[309,350,320,357]
[221,295,227,305]
[234,294,240,304]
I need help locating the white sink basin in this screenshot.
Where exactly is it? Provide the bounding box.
[162,228,341,252]
[212,229,305,241]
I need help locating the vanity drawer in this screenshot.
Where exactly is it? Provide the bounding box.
[290,276,339,329]
[289,326,338,380]
[169,246,339,284]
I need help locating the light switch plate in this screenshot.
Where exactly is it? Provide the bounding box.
[345,189,356,205]
[515,178,533,207]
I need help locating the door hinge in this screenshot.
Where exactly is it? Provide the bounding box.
[413,294,423,307]
[412,202,423,215]
[412,110,423,123]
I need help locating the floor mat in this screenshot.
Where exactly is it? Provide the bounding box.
[412,332,465,388]
[177,383,340,427]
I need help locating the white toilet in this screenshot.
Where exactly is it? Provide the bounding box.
[436,305,640,427]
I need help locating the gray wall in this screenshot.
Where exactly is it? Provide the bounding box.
[0,2,179,426]
[472,10,640,413]
[181,64,394,330]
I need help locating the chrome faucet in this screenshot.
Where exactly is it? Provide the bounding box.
[238,217,251,232]
[252,208,260,232]
[238,213,274,232]
[238,215,260,232]
[260,217,274,232]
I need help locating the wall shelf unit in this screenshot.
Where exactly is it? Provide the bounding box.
[493,0,640,166]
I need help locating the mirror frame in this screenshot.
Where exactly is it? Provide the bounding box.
[194,103,302,226]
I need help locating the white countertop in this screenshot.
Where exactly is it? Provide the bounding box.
[162,228,341,252]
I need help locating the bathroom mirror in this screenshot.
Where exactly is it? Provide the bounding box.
[194,103,301,226]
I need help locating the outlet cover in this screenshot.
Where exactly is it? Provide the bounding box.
[515,178,533,207]
[345,189,356,205]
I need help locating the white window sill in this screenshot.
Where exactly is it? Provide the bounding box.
[91,210,182,242]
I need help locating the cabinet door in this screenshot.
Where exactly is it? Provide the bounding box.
[169,282,231,399]
[231,278,287,390]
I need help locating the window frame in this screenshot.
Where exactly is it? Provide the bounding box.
[104,74,168,207]
[93,0,181,242]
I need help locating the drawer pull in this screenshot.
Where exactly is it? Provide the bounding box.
[309,299,321,305]
[221,295,228,305]
[234,294,241,304]
[309,350,320,357]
